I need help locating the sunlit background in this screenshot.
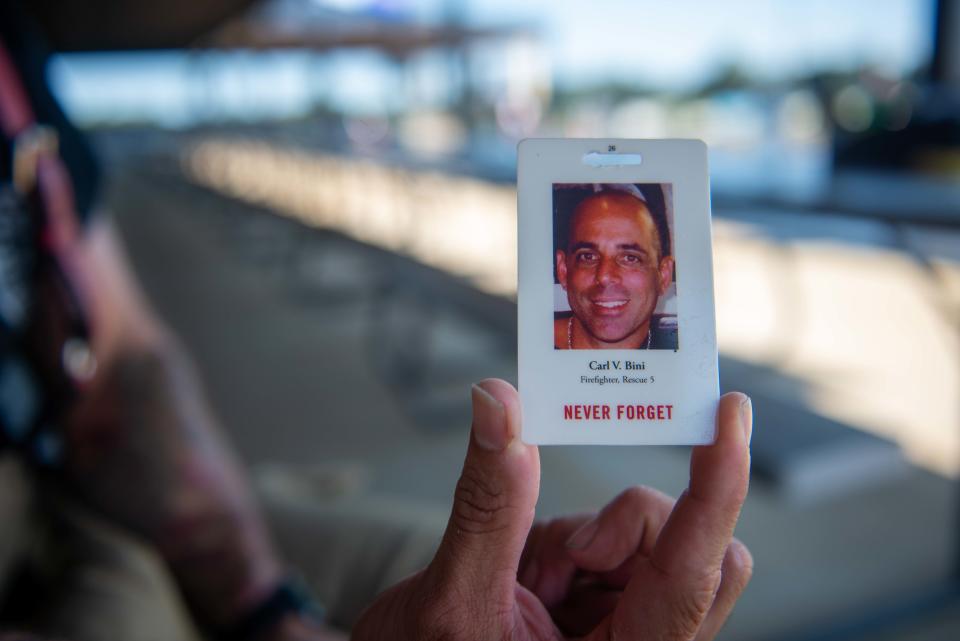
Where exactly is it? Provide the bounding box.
[43,0,960,639]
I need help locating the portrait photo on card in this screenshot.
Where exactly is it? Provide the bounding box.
[552,183,678,351]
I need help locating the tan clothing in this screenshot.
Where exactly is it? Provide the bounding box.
[0,459,445,640]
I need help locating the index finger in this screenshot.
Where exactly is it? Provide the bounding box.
[606,392,752,640]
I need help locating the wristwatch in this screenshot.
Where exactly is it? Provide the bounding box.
[223,576,327,641]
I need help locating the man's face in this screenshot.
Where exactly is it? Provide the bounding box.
[556,193,674,348]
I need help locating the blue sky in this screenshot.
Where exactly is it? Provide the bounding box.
[457,0,933,88]
[50,0,934,124]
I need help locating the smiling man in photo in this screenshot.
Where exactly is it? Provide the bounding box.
[554,184,677,350]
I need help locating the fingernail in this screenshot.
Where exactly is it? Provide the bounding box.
[740,396,753,445]
[472,384,508,451]
[565,517,600,550]
[731,540,753,568]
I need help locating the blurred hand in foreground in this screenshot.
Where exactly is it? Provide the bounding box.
[353,379,753,641]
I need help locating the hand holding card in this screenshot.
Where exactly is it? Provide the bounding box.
[352,380,752,640]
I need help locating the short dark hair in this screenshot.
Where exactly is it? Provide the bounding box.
[553,183,671,260]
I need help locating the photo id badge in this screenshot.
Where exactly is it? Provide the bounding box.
[517,139,718,445]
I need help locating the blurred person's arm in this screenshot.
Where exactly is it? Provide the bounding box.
[61,217,343,640]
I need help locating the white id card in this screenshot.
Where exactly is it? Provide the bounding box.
[517,139,719,445]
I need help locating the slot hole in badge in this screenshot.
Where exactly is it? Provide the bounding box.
[582,151,643,168]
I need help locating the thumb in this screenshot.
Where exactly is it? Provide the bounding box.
[427,379,540,617]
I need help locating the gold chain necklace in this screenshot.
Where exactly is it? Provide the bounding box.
[568,316,652,349]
